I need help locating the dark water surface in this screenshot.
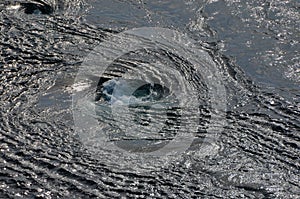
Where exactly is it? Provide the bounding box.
[0,0,299,198]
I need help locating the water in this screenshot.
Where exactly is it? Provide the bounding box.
[0,0,299,198]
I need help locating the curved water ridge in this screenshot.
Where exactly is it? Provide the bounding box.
[0,0,299,198]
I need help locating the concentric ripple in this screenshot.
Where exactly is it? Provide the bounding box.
[72,27,227,172]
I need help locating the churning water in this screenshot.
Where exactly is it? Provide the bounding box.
[0,0,299,198]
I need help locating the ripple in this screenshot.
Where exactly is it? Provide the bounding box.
[1,1,299,197]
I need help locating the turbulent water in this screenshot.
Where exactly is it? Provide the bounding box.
[0,0,299,198]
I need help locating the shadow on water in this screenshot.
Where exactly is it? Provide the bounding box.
[20,1,53,15]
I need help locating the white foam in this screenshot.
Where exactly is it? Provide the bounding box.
[7,4,21,11]
[72,82,91,92]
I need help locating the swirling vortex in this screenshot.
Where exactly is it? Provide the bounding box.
[72,27,227,173]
